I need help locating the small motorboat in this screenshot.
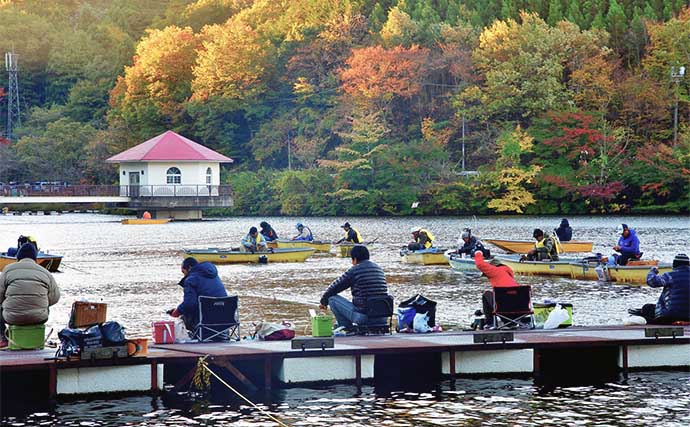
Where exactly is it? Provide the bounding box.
[0,252,63,272]
[183,247,315,264]
[400,248,449,265]
[121,218,171,225]
[485,239,593,254]
[568,259,672,285]
[445,252,481,273]
[493,255,577,277]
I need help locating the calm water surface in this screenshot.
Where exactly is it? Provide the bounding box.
[1,214,689,425]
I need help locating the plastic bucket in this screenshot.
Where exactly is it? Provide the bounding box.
[8,324,46,350]
[311,315,333,337]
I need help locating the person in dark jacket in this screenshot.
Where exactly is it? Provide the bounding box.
[525,229,559,261]
[456,228,489,257]
[168,257,227,334]
[613,223,641,265]
[319,245,389,330]
[555,218,572,242]
[629,254,690,324]
[259,221,278,242]
[335,222,362,244]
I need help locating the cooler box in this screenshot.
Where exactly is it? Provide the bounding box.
[152,321,175,344]
[533,303,573,328]
[69,301,107,328]
[311,314,333,337]
[7,324,46,350]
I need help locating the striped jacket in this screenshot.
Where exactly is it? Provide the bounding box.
[320,260,388,310]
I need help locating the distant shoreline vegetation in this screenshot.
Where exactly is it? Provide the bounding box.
[0,1,688,216]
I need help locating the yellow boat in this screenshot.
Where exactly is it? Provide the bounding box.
[183,248,315,264]
[121,218,171,225]
[485,239,593,254]
[401,249,449,265]
[1,252,63,272]
[604,263,673,285]
[568,261,601,280]
[494,255,575,277]
[267,239,332,253]
[334,243,355,258]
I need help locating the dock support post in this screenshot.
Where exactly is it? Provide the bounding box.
[621,345,629,379]
[533,349,541,376]
[214,358,258,392]
[449,350,456,378]
[355,354,362,389]
[48,364,57,399]
[151,362,159,392]
[264,357,272,391]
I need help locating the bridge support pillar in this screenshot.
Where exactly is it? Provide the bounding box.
[151,209,203,220]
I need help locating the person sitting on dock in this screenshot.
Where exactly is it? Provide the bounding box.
[628,254,690,325]
[474,250,519,329]
[259,221,278,242]
[241,227,268,253]
[335,222,362,244]
[407,227,434,251]
[319,245,389,331]
[0,243,60,348]
[613,224,641,266]
[167,257,228,334]
[456,228,489,258]
[524,229,559,261]
[555,218,572,242]
[292,223,313,241]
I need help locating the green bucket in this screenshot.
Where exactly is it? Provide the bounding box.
[312,315,333,337]
[8,324,46,350]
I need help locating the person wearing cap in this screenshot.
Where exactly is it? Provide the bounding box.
[613,223,641,265]
[335,222,362,244]
[167,257,228,334]
[0,243,60,347]
[407,227,434,251]
[456,228,489,257]
[241,226,268,253]
[474,250,519,329]
[554,218,572,242]
[292,223,313,241]
[259,221,279,242]
[525,229,559,261]
[628,254,690,324]
[319,245,389,331]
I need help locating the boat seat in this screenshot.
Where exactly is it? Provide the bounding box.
[192,295,240,342]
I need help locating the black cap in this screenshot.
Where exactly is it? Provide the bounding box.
[16,242,37,261]
[533,228,544,238]
[249,226,258,234]
[341,222,351,228]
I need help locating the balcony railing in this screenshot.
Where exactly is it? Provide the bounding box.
[0,184,233,198]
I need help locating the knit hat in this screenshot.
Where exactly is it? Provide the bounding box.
[673,253,689,268]
[296,223,304,229]
[489,257,505,267]
[16,242,37,261]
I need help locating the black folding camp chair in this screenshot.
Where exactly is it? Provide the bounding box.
[353,295,394,335]
[192,295,240,342]
[492,286,534,329]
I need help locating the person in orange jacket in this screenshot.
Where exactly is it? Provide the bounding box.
[474,251,518,328]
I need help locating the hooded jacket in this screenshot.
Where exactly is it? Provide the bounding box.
[617,228,641,256]
[177,262,227,316]
[320,259,388,310]
[0,258,60,325]
[647,265,690,320]
[555,219,572,242]
[474,252,518,288]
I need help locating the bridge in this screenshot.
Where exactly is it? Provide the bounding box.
[0,184,234,219]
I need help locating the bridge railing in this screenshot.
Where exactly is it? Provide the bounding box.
[0,184,233,198]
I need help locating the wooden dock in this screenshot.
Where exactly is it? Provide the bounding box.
[1,325,688,398]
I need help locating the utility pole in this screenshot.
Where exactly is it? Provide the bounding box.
[461,115,466,171]
[5,51,20,141]
[671,65,685,144]
[287,130,292,170]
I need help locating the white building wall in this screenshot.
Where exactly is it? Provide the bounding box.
[146,162,218,185]
[118,162,149,186]
[117,162,220,196]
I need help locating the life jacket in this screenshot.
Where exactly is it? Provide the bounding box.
[535,235,559,257]
[418,228,434,249]
[549,232,564,254]
[345,227,363,243]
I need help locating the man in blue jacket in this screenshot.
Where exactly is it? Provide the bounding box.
[613,223,641,265]
[168,257,227,334]
[630,254,690,324]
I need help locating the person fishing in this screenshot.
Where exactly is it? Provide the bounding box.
[407,226,434,251]
[292,223,313,241]
[7,235,39,257]
[474,250,519,329]
[456,228,489,257]
[335,222,362,244]
[613,223,641,265]
[241,227,268,253]
[555,218,572,242]
[259,221,278,242]
[524,229,559,261]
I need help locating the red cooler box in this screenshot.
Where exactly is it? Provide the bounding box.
[152,321,175,344]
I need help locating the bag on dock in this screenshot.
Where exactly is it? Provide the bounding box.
[254,321,295,340]
[397,294,437,331]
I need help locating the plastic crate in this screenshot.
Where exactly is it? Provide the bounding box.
[533,303,573,328]
[8,324,46,350]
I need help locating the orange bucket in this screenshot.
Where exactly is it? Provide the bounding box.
[127,338,149,356]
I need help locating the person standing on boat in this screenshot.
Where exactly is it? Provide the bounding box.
[407,227,434,251]
[259,221,278,242]
[167,257,227,334]
[555,219,572,242]
[525,229,559,261]
[319,245,389,331]
[292,223,313,241]
[613,224,641,266]
[335,222,362,244]
[0,243,60,348]
[241,227,268,253]
[628,254,690,324]
[474,250,518,329]
[456,228,489,257]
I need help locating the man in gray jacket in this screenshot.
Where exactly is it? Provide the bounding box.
[0,243,60,347]
[319,245,389,330]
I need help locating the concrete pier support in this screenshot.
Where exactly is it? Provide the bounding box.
[152,209,202,220]
[57,364,164,395]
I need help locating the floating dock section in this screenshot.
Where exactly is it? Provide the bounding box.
[1,325,688,399]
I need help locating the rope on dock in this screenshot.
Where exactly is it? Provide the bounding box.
[198,356,290,427]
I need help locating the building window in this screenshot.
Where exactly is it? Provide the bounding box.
[166,167,182,184]
[206,167,212,185]
[123,171,126,176]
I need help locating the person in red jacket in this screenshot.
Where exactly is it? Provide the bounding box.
[474,251,518,328]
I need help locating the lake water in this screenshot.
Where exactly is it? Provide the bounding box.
[1,213,689,425]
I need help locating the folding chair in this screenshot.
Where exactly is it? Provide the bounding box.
[193,295,240,342]
[354,295,394,335]
[492,286,534,329]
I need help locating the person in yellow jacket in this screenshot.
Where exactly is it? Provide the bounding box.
[408,226,434,251]
[524,229,559,261]
[336,222,362,244]
[241,227,267,253]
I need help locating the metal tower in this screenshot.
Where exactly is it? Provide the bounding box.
[5,51,20,141]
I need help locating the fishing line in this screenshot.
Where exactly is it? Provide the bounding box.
[198,357,291,427]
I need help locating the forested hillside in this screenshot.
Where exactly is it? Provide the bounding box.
[0,0,688,215]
